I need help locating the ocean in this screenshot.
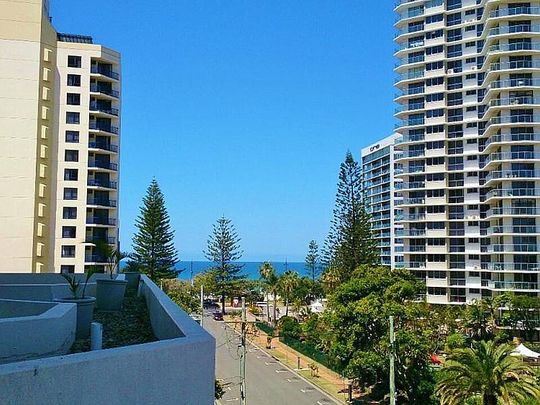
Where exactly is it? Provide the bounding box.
[175,261,306,280]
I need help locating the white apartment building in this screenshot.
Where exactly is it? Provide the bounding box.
[0,0,120,273]
[395,0,540,303]
[362,135,404,269]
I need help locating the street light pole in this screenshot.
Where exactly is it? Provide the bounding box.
[240,297,247,405]
[200,285,204,328]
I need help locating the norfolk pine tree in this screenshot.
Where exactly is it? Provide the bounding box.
[204,216,244,315]
[322,151,379,282]
[305,240,320,282]
[132,179,179,282]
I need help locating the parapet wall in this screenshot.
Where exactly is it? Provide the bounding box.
[0,275,216,405]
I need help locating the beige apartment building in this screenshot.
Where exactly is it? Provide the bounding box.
[0,0,120,273]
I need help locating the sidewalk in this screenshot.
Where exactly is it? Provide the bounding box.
[226,314,350,404]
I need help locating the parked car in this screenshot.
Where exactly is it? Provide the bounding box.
[213,312,224,321]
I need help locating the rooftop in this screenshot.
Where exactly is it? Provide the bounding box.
[57,33,93,44]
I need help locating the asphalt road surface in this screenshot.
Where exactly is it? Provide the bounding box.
[205,314,340,405]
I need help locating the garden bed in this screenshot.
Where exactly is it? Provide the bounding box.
[70,289,156,353]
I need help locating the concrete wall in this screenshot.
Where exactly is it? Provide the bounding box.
[0,275,216,404]
[0,299,76,364]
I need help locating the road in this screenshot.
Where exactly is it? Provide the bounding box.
[205,314,339,405]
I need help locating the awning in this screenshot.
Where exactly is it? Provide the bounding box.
[511,343,540,359]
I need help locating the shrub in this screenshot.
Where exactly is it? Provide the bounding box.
[278,316,302,339]
[446,333,466,351]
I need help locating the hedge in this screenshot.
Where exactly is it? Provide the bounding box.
[280,336,343,374]
[255,321,275,336]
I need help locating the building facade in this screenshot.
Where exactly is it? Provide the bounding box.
[395,0,540,303]
[361,134,404,269]
[0,0,120,273]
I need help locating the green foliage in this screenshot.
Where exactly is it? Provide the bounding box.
[319,265,433,403]
[132,179,179,282]
[255,321,275,336]
[204,216,245,314]
[61,267,98,299]
[278,316,302,339]
[322,152,379,282]
[436,340,540,405]
[281,336,343,374]
[259,261,279,325]
[302,313,323,345]
[162,279,199,314]
[279,270,300,316]
[215,379,225,400]
[95,241,129,279]
[305,240,320,282]
[446,333,467,351]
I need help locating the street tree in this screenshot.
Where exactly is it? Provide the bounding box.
[131,179,179,282]
[322,152,379,281]
[279,270,300,317]
[305,240,320,282]
[259,261,280,325]
[204,216,244,315]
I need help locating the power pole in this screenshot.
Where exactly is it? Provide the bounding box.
[389,315,396,405]
[200,285,204,328]
[240,297,247,405]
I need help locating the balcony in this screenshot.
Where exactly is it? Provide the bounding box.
[90,83,119,98]
[486,188,540,199]
[485,225,540,235]
[84,254,107,263]
[489,6,540,18]
[85,236,116,244]
[489,42,540,54]
[87,198,117,207]
[87,179,118,189]
[88,142,119,153]
[485,169,540,183]
[488,281,539,291]
[483,262,540,272]
[486,244,539,253]
[90,102,119,117]
[88,160,118,171]
[449,278,466,286]
[485,132,540,147]
[488,114,540,127]
[483,151,540,168]
[89,121,119,135]
[489,24,540,36]
[489,96,540,107]
[487,207,540,216]
[86,217,117,226]
[489,60,540,73]
[90,65,120,80]
[490,78,540,90]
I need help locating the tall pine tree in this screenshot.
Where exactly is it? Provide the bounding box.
[305,240,320,282]
[322,151,379,282]
[132,179,179,281]
[204,216,245,314]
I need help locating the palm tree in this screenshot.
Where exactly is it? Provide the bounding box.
[320,265,341,293]
[259,262,279,325]
[436,340,540,405]
[279,270,300,317]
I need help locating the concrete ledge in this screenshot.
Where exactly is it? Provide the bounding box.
[0,299,76,364]
[0,275,216,404]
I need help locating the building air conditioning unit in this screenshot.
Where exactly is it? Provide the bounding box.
[447,69,454,74]
[470,66,477,71]
[466,18,475,23]
[473,266,479,270]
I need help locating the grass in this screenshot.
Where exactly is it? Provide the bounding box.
[70,289,157,353]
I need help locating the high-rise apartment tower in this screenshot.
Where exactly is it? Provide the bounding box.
[0,0,121,273]
[361,134,404,269]
[395,0,540,303]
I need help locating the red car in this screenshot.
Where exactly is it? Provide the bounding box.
[213,312,224,321]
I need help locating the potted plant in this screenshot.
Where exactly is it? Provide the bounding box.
[95,241,129,311]
[56,270,96,339]
[122,260,142,290]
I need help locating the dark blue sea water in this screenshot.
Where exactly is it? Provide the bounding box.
[176,261,306,280]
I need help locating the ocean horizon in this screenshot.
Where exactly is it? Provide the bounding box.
[175,261,307,280]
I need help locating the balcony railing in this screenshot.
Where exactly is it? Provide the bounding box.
[483,262,540,272]
[489,24,540,36]
[90,65,120,80]
[486,244,539,253]
[485,226,540,234]
[485,170,540,183]
[87,198,117,207]
[88,160,118,171]
[90,102,119,116]
[489,96,540,107]
[86,217,117,226]
[490,78,540,89]
[87,179,118,189]
[490,6,540,18]
[483,151,540,167]
[485,132,540,147]
[90,83,119,98]
[85,236,116,244]
[489,60,540,72]
[488,281,539,290]
[85,255,107,263]
[89,121,119,134]
[488,114,540,126]
[88,142,119,153]
[487,207,540,216]
[489,42,540,53]
[486,188,540,199]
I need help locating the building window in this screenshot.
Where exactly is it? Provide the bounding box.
[60,265,75,274]
[62,226,76,238]
[67,55,82,68]
[67,74,81,86]
[65,131,79,143]
[64,169,78,181]
[63,188,77,200]
[66,93,81,105]
[61,245,76,258]
[63,207,77,219]
[65,150,79,162]
[66,112,80,124]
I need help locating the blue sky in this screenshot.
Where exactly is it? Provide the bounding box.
[52,1,396,261]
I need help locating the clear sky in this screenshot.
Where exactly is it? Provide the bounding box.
[51,1,397,261]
